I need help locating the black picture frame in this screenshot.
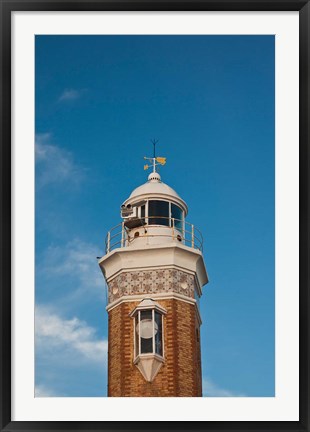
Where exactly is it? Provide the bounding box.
[1,1,309,431]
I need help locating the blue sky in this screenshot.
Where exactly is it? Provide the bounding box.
[35,35,275,397]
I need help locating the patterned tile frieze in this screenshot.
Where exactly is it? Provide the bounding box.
[107,268,196,304]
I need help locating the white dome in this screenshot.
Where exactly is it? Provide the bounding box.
[123,175,188,214]
[130,181,181,200]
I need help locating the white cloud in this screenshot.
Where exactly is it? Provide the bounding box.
[35,305,107,397]
[203,377,245,397]
[35,133,84,187]
[58,88,82,101]
[36,305,107,365]
[39,238,105,302]
[35,384,62,397]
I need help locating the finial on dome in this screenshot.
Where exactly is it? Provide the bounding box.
[143,139,166,178]
[148,172,161,182]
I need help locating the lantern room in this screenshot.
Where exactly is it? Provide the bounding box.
[105,171,203,253]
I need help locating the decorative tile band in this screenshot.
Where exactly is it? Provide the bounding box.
[107,268,196,304]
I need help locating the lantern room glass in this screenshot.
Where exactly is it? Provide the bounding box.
[171,203,183,231]
[148,200,169,226]
[147,200,184,230]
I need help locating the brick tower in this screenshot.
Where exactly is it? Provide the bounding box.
[98,154,208,397]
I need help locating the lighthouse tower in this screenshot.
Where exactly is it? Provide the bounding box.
[98,153,208,397]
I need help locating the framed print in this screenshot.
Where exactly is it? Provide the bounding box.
[1,1,309,431]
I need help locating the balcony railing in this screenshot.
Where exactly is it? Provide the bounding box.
[105,216,203,253]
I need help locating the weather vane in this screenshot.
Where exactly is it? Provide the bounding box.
[144,139,166,173]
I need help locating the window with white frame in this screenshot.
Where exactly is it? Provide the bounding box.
[133,307,164,359]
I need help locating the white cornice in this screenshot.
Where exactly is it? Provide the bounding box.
[106,292,202,325]
[99,243,208,289]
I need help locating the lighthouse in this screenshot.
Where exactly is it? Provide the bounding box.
[98,151,208,397]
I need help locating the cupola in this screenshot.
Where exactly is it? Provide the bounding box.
[105,152,202,252]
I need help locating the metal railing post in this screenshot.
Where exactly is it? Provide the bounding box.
[191,224,194,248]
[107,231,111,253]
[104,218,202,253]
[121,222,124,247]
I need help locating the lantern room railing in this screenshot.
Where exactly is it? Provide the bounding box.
[105,216,203,254]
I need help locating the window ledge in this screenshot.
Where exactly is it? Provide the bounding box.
[133,354,164,382]
[134,353,164,364]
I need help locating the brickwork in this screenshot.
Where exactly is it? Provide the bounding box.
[108,298,202,397]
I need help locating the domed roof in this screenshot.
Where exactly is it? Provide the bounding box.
[129,179,181,201]
[123,172,188,214]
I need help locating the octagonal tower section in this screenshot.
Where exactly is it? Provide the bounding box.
[98,170,208,397]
